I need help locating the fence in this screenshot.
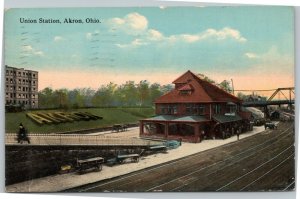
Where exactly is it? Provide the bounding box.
[5,134,162,146]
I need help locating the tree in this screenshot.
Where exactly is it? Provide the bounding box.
[92,82,117,107]
[137,80,150,106]
[197,73,216,84]
[237,92,247,100]
[149,83,162,104]
[38,87,54,108]
[53,89,68,108]
[219,80,232,93]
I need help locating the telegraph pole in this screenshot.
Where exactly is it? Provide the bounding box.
[231,79,235,95]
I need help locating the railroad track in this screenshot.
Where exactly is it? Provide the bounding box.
[150,127,294,191]
[68,122,294,192]
[163,132,294,191]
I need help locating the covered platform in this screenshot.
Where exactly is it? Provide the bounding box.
[140,115,212,143]
[140,114,251,143]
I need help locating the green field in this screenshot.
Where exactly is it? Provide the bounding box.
[5,107,155,134]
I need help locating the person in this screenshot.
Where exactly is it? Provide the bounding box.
[222,130,226,140]
[236,129,240,141]
[18,123,30,144]
[201,130,205,141]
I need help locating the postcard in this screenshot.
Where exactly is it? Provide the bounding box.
[4,6,295,192]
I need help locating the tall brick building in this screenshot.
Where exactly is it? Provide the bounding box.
[5,65,38,109]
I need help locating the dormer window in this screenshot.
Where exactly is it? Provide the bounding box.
[226,102,237,114]
[179,84,193,95]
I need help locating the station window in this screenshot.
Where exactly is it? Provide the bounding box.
[186,104,205,115]
[160,104,177,115]
[213,104,221,114]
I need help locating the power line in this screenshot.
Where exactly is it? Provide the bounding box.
[234,89,277,92]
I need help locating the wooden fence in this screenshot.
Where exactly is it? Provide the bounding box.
[5,134,162,146]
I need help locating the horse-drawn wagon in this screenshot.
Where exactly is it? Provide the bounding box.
[76,157,104,174]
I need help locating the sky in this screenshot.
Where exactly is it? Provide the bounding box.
[4,6,294,93]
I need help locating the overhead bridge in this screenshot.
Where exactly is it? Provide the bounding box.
[242,100,295,107]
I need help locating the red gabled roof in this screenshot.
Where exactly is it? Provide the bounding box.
[178,84,193,91]
[155,70,241,104]
[172,70,195,84]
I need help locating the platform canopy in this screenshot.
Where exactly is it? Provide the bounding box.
[142,115,209,123]
[212,114,242,123]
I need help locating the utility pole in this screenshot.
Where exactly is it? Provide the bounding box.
[231,79,235,95]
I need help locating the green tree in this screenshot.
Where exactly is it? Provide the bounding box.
[237,92,247,100]
[149,83,162,104]
[219,80,232,93]
[53,89,69,108]
[38,87,54,108]
[137,80,150,106]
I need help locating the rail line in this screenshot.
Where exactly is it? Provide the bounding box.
[216,145,294,191]
[282,181,295,191]
[78,123,293,192]
[239,153,295,191]
[168,132,294,191]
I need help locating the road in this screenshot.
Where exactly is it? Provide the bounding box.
[67,121,295,192]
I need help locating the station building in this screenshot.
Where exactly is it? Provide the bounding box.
[140,70,252,143]
[5,65,39,109]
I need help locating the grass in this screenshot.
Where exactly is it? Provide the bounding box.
[5,107,155,134]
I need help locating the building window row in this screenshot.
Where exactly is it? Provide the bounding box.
[6,92,35,99]
[6,70,36,78]
[160,104,177,114]
[6,100,36,105]
[6,78,36,85]
[186,104,205,115]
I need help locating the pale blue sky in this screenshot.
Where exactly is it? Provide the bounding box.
[4,7,294,90]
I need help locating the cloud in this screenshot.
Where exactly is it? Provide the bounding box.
[109,12,148,34]
[54,36,64,42]
[245,52,259,59]
[147,29,163,41]
[246,46,293,76]
[116,27,247,48]
[115,39,148,48]
[181,34,200,43]
[34,51,44,56]
[21,45,44,57]
[22,45,33,51]
[176,27,247,43]
[86,33,92,40]
[110,13,247,49]
[86,30,100,40]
